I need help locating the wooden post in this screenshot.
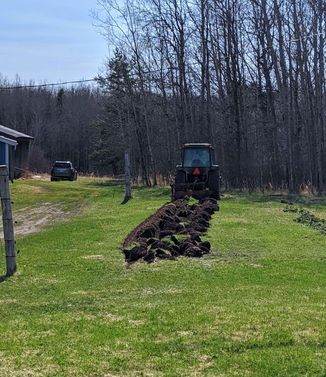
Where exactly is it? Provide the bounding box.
[0,165,16,276]
[121,149,132,204]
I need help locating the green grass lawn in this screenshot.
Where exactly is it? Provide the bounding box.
[0,178,325,377]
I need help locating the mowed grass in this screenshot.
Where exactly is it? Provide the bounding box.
[0,178,325,377]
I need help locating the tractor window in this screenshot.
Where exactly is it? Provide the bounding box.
[183,148,210,167]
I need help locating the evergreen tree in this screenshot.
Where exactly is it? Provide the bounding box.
[91,49,134,176]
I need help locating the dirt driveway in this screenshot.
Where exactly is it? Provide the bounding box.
[0,203,79,238]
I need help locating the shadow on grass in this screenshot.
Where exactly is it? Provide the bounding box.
[136,186,171,198]
[84,180,171,204]
[223,191,326,206]
[227,337,325,354]
[90,179,124,187]
[0,275,8,283]
[226,338,296,354]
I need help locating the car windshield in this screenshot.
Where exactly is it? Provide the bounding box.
[183,148,210,167]
[54,162,70,168]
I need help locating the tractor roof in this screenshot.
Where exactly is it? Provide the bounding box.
[182,143,214,149]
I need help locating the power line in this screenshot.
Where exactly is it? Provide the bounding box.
[0,66,180,91]
[0,78,97,91]
[0,68,170,90]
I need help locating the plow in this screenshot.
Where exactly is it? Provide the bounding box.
[122,143,221,264]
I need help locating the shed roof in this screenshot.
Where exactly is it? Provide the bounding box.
[0,135,18,147]
[0,125,34,140]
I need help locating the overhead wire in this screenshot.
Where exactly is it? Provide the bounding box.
[0,78,97,91]
[0,66,181,91]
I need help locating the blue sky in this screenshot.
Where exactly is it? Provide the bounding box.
[0,0,108,83]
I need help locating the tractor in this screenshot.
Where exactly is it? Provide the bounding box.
[171,143,220,201]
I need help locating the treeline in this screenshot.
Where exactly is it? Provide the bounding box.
[0,77,101,173]
[94,0,326,192]
[1,0,326,193]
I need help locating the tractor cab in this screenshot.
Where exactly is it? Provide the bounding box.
[181,143,214,166]
[172,143,220,200]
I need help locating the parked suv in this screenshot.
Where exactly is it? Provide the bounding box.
[50,161,77,181]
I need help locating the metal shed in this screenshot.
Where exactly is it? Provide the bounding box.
[0,125,34,179]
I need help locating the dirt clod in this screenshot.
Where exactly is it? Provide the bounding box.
[159,230,174,239]
[199,241,211,251]
[184,246,204,258]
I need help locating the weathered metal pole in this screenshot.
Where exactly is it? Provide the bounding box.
[0,165,16,276]
[121,149,132,204]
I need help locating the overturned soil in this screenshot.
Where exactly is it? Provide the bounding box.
[123,198,219,264]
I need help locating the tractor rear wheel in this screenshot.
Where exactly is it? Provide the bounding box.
[208,169,220,200]
[175,171,186,184]
[172,171,186,200]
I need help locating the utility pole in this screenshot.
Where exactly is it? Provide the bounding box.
[0,166,16,276]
